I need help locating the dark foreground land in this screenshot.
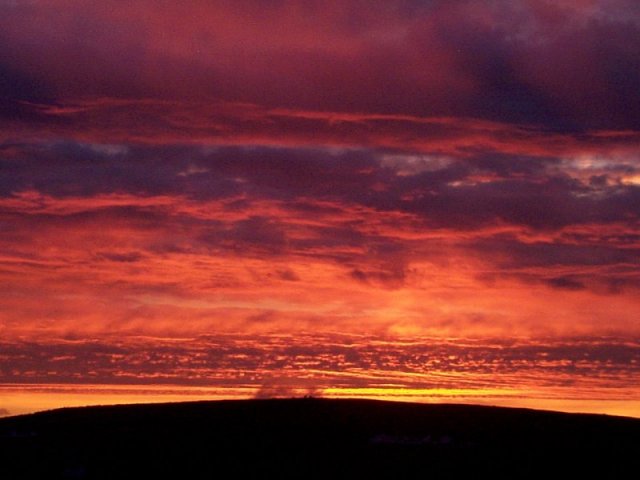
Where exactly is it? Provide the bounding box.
[1,399,639,479]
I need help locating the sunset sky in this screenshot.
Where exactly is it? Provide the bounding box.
[1,0,639,417]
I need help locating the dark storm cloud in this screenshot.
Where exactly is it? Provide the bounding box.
[350,267,407,289]
[471,234,640,293]
[471,236,640,269]
[0,1,639,131]
[199,146,380,200]
[0,63,60,123]
[5,141,640,228]
[2,142,638,299]
[544,277,587,291]
[96,251,145,263]
[426,2,640,130]
[0,142,381,199]
[200,216,289,255]
[2,142,639,278]
[0,142,233,198]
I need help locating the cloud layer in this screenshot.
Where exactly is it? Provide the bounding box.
[1,0,639,413]
[1,142,638,341]
[2,1,640,130]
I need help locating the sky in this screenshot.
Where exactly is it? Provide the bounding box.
[1,0,639,417]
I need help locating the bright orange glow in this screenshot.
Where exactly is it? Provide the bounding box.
[3,383,639,419]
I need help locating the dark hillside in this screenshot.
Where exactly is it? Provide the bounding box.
[1,399,639,479]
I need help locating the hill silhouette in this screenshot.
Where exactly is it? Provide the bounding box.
[1,398,639,479]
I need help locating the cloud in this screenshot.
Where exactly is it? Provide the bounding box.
[1,335,638,396]
[3,142,639,232]
[275,269,300,282]
[4,98,640,160]
[544,277,587,291]
[1,142,638,335]
[0,408,10,417]
[0,1,639,351]
[1,1,639,131]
